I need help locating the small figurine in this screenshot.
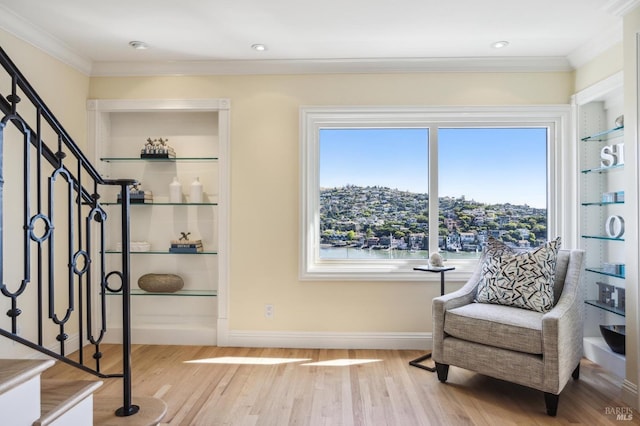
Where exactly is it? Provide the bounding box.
[144,138,154,153]
[141,137,175,158]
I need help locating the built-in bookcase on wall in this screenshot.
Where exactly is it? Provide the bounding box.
[574,73,626,378]
[87,99,230,346]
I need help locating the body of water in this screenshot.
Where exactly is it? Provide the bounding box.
[319,247,481,260]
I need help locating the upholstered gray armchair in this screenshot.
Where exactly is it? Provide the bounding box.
[432,249,585,416]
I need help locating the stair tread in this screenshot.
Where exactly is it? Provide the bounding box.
[0,359,55,397]
[94,396,167,426]
[35,379,103,426]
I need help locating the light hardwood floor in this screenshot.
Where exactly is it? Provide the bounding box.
[42,345,639,425]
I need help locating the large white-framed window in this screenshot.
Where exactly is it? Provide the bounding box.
[300,106,571,281]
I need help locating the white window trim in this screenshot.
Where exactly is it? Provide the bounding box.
[300,105,572,281]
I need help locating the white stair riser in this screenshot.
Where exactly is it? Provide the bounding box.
[46,397,94,426]
[0,376,41,426]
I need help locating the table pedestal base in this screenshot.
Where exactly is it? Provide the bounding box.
[409,266,455,373]
[409,352,436,372]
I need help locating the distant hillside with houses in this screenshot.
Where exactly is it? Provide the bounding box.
[320,185,547,252]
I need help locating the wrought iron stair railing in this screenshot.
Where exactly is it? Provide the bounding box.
[0,46,139,417]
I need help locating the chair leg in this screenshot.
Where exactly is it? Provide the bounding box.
[544,392,559,416]
[572,362,580,380]
[435,362,449,382]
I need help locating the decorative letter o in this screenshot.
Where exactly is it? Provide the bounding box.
[605,215,625,238]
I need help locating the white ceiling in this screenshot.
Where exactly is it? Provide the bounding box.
[0,0,638,76]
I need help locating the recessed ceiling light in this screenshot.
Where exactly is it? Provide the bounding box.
[129,41,149,50]
[491,41,509,49]
[251,44,267,52]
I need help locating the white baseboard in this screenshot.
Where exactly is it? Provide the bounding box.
[4,332,93,360]
[19,328,428,351]
[103,327,217,346]
[223,330,431,350]
[583,337,625,379]
[217,318,229,347]
[622,379,639,410]
[23,332,81,360]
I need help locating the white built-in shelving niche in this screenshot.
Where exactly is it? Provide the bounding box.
[87,99,230,345]
[574,73,626,378]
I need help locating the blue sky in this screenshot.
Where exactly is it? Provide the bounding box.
[319,127,547,208]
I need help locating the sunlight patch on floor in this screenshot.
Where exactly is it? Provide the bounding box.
[301,359,382,366]
[184,357,382,366]
[184,357,312,365]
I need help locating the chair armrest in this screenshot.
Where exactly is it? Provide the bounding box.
[541,300,583,392]
[433,280,479,311]
[541,249,585,392]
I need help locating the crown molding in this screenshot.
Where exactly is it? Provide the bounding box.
[90,56,572,76]
[567,21,623,69]
[0,5,92,75]
[3,2,626,77]
[0,4,572,76]
[602,0,640,16]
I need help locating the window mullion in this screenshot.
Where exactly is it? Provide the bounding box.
[428,126,439,255]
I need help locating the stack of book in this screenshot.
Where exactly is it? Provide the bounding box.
[602,191,625,203]
[169,239,203,253]
[117,190,153,204]
[602,262,625,276]
[141,146,176,159]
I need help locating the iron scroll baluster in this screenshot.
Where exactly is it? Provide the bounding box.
[0,45,141,418]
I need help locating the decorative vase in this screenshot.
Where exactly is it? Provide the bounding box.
[600,324,625,354]
[190,177,203,203]
[429,252,444,267]
[169,177,182,203]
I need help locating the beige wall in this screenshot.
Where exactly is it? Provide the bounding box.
[574,43,624,93]
[0,30,90,358]
[90,72,573,333]
[0,30,89,148]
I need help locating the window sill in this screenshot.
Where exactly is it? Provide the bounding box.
[300,258,477,281]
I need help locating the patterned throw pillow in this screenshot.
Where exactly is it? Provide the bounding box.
[476,237,561,313]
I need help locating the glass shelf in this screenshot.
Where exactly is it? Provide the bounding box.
[581,201,624,206]
[585,300,625,317]
[586,267,625,279]
[106,289,217,297]
[581,126,623,142]
[581,164,624,174]
[100,157,218,162]
[581,235,624,242]
[105,250,218,255]
[102,202,218,206]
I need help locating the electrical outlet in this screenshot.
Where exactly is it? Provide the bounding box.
[264,304,274,319]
